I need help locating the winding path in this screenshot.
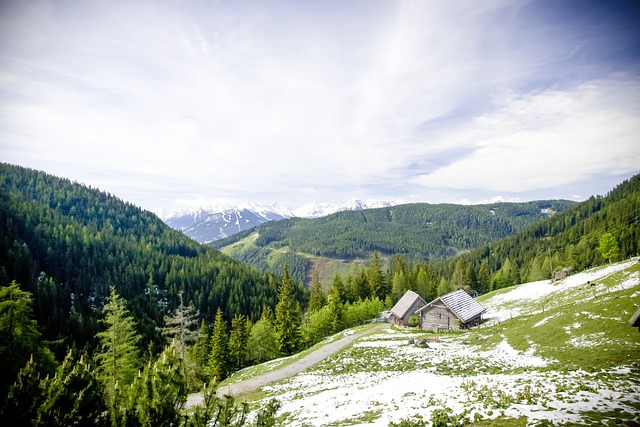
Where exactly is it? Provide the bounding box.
[185,323,388,408]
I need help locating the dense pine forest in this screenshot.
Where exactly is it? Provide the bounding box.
[1,162,638,425]
[0,164,385,425]
[214,199,575,283]
[346,174,639,305]
[429,173,640,295]
[0,164,294,350]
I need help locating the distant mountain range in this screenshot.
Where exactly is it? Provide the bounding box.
[161,199,404,243]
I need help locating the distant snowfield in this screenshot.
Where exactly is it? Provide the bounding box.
[251,258,640,426]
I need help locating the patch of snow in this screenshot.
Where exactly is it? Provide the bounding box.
[485,339,550,368]
[533,313,560,328]
[483,258,639,321]
[257,329,636,426]
[569,332,605,348]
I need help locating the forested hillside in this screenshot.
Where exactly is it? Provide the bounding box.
[0,163,294,352]
[214,200,575,283]
[0,164,387,425]
[401,174,640,300]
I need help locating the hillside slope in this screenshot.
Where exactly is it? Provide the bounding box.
[0,163,288,351]
[215,200,574,284]
[232,259,640,426]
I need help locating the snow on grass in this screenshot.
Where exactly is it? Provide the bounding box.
[568,332,617,348]
[481,258,639,321]
[243,259,640,426]
[532,313,560,328]
[257,326,638,426]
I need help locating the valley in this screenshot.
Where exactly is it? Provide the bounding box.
[214,200,576,285]
[1,163,639,426]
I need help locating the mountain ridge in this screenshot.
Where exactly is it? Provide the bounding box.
[162,198,406,243]
[215,199,578,284]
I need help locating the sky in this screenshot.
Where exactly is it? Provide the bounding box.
[1,0,640,213]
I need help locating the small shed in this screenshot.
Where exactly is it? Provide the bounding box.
[553,267,573,281]
[416,290,486,332]
[628,307,640,332]
[389,290,427,327]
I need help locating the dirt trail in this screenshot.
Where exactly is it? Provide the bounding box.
[185,323,388,408]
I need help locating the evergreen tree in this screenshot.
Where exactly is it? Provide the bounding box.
[391,269,409,302]
[368,253,389,301]
[437,277,450,297]
[391,254,407,278]
[2,349,108,427]
[94,286,141,408]
[307,269,326,313]
[159,291,199,382]
[477,259,490,295]
[125,344,187,427]
[207,307,229,381]
[36,350,108,427]
[450,259,469,291]
[331,273,347,304]
[228,314,249,372]
[327,275,344,334]
[0,282,55,399]
[351,267,371,301]
[1,355,43,426]
[192,319,211,369]
[274,265,301,355]
[526,253,548,282]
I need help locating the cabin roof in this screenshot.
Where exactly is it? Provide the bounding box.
[416,289,486,323]
[390,290,426,320]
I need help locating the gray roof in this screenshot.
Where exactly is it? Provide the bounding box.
[390,290,426,319]
[416,290,486,323]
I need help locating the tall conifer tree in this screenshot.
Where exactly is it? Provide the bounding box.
[95,286,141,407]
[307,269,326,313]
[228,314,249,372]
[207,308,228,381]
[367,253,389,301]
[274,265,301,355]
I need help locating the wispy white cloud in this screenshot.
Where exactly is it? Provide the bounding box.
[411,76,640,191]
[1,0,639,211]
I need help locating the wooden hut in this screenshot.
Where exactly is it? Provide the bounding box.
[389,290,427,327]
[553,267,573,281]
[629,307,640,332]
[416,290,486,332]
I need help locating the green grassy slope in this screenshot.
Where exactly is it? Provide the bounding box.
[226,259,640,426]
[476,260,640,371]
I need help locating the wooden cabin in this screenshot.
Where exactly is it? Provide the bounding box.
[629,307,640,332]
[553,267,573,281]
[389,290,427,327]
[416,290,486,332]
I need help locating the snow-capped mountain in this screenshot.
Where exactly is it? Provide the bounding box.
[292,198,404,218]
[162,199,404,243]
[161,203,293,244]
